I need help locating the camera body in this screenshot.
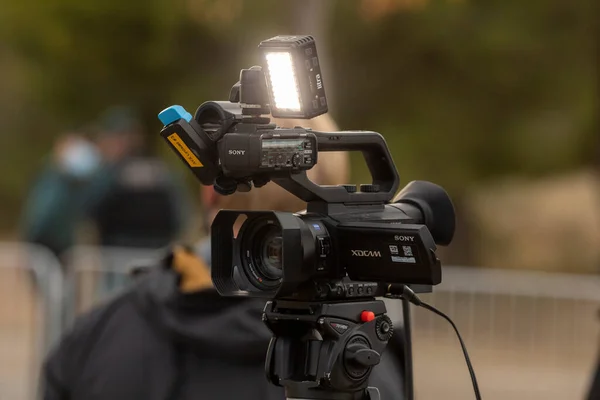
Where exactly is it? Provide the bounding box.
[219,128,318,178]
[160,103,454,301]
[212,203,441,300]
[158,35,457,399]
[158,35,455,303]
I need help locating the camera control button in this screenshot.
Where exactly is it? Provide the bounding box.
[292,153,302,167]
[318,237,330,256]
[375,315,394,341]
[341,184,357,193]
[360,311,375,322]
[360,184,380,193]
[317,260,326,271]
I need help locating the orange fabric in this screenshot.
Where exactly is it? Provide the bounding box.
[171,246,212,293]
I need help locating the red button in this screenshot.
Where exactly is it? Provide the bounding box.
[360,311,375,322]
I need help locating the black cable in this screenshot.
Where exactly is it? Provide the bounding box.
[401,298,414,400]
[388,285,482,400]
[419,302,482,400]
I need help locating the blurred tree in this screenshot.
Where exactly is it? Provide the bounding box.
[2,0,224,138]
[0,0,222,231]
[0,0,298,231]
[0,0,595,262]
[328,0,595,186]
[325,0,595,264]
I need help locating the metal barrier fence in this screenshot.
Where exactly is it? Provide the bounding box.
[65,247,600,400]
[387,267,600,400]
[0,243,64,400]
[1,243,598,400]
[63,245,164,325]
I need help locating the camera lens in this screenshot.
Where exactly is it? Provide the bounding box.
[258,225,283,279]
[239,216,284,290]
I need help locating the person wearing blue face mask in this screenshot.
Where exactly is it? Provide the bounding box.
[85,106,192,252]
[21,134,102,262]
[22,107,193,272]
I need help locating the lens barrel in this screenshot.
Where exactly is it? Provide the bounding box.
[239,216,284,290]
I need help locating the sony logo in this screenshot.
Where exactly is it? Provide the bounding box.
[228,149,246,156]
[351,250,382,258]
[394,235,415,242]
[316,74,323,90]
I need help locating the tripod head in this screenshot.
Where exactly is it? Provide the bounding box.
[263,298,394,400]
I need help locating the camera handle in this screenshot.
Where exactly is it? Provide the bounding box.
[273,130,400,205]
[184,100,400,203]
[263,299,393,400]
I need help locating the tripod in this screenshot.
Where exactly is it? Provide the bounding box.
[263,298,394,400]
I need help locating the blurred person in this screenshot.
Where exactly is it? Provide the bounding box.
[21,133,102,262]
[86,106,191,250]
[21,107,192,260]
[41,114,407,400]
[22,106,192,301]
[81,106,193,295]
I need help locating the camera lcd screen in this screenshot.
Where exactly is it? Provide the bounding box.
[262,139,305,150]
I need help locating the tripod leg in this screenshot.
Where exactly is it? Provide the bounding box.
[402,298,414,400]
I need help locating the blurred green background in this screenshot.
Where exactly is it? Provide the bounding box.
[0,0,598,272]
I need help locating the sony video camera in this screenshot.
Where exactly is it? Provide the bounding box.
[158,35,456,302]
